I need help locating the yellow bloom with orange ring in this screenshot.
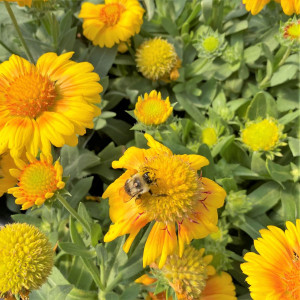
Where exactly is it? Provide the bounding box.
[134,90,173,125]
[0,52,102,158]
[241,220,300,300]
[79,0,145,48]
[103,133,226,268]
[0,223,54,298]
[8,153,65,210]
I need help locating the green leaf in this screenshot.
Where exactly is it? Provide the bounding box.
[239,216,265,239]
[278,110,300,125]
[143,0,155,20]
[66,288,97,300]
[175,93,205,124]
[197,144,215,180]
[11,214,42,227]
[212,135,234,158]
[288,137,300,157]
[244,44,262,64]
[69,177,94,208]
[119,285,140,300]
[270,62,298,86]
[49,285,73,300]
[246,91,278,120]
[58,242,96,259]
[88,45,118,78]
[280,182,297,223]
[248,181,281,217]
[78,202,93,230]
[91,223,103,247]
[250,152,269,177]
[266,159,293,184]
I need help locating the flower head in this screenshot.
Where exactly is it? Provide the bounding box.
[136,38,181,81]
[194,27,227,59]
[279,18,300,51]
[103,134,226,268]
[8,153,65,210]
[0,0,46,7]
[0,52,102,158]
[242,0,271,15]
[79,0,144,48]
[280,0,300,15]
[0,152,18,197]
[151,246,237,300]
[134,91,173,125]
[241,118,286,158]
[0,223,54,298]
[241,220,300,300]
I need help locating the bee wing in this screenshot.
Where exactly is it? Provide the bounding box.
[120,187,136,203]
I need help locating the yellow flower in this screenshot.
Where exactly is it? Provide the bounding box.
[8,153,65,210]
[0,52,102,158]
[0,223,54,298]
[202,127,218,147]
[241,220,300,300]
[0,152,18,197]
[134,90,173,125]
[0,0,46,7]
[241,118,284,152]
[103,133,226,268]
[136,38,181,81]
[78,0,145,48]
[280,0,300,15]
[243,0,299,15]
[152,246,237,300]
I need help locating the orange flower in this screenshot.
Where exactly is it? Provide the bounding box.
[103,134,226,268]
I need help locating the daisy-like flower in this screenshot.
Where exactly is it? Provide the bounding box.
[241,220,300,300]
[8,153,65,210]
[78,0,145,48]
[103,133,226,268]
[136,38,181,81]
[243,0,299,15]
[134,90,173,125]
[0,152,18,197]
[194,27,227,59]
[0,223,54,299]
[241,118,286,158]
[0,52,102,158]
[280,18,300,50]
[147,246,236,300]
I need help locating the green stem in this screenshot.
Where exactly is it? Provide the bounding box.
[57,194,90,234]
[105,273,123,292]
[4,2,34,63]
[125,41,136,59]
[0,40,17,55]
[276,46,291,69]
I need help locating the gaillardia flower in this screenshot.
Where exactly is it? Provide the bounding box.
[103,134,226,268]
[8,153,65,210]
[78,0,145,48]
[241,220,300,300]
[0,223,54,298]
[151,246,236,300]
[0,52,102,158]
[241,118,286,158]
[0,152,18,197]
[280,18,300,50]
[134,90,173,125]
[136,38,181,81]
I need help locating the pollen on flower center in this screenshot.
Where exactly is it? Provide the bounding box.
[284,21,300,40]
[283,256,300,299]
[137,155,200,223]
[99,3,125,26]
[5,67,56,119]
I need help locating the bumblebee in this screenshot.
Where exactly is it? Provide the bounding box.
[124,172,154,202]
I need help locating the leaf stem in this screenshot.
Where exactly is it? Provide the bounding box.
[57,194,90,234]
[4,2,34,63]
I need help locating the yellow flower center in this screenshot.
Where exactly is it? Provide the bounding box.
[18,161,59,204]
[137,155,200,223]
[202,127,218,146]
[160,246,212,300]
[285,21,300,40]
[0,223,53,296]
[283,256,300,299]
[4,67,56,119]
[136,38,178,81]
[202,36,219,52]
[99,3,125,26]
[241,119,279,151]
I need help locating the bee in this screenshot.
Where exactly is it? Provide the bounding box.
[124,172,154,202]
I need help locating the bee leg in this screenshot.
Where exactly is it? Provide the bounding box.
[149,189,153,195]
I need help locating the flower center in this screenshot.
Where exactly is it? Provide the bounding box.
[99,3,125,26]
[284,21,300,40]
[282,254,300,299]
[202,36,219,52]
[161,246,209,300]
[4,67,56,118]
[202,127,218,146]
[18,161,58,204]
[242,119,279,151]
[140,98,168,120]
[137,154,200,223]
